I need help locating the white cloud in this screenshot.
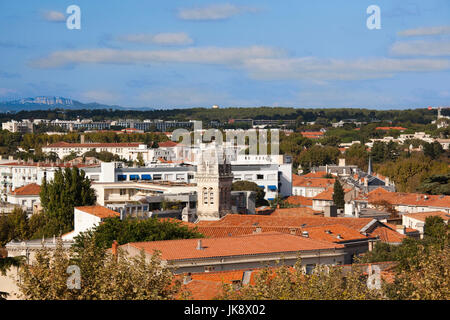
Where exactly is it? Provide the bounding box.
[390,40,450,57]
[117,32,193,46]
[398,26,450,37]
[30,45,450,82]
[243,57,450,81]
[31,46,280,68]
[178,3,258,21]
[42,10,66,22]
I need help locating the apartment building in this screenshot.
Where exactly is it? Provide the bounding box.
[42,141,151,161]
[1,120,34,133]
[0,160,95,197]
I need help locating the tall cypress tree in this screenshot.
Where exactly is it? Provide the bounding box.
[332,180,345,209]
[39,167,96,237]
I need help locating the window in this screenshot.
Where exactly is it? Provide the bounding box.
[153,174,162,180]
[209,188,214,205]
[203,187,208,205]
[257,174,264,180]
[204,266,215,272]
[305,264,315,275]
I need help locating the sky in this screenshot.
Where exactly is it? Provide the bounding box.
[0,0,449,109]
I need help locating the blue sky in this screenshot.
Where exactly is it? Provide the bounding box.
[0,0,449,109]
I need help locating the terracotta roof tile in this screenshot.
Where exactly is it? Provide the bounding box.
[11,183,41,196]
[402,211,450,222]
[158,141,178,148]
[292,175,335,188]
[75,206,120,219]
[285,196,314,207]
[271,207,321,217]
[123,232,344,261]
[368,188,450,208]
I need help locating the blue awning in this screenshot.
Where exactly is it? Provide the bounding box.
[258,185,265,189]
[268,198,275,201]
[141,174,152,180]
[130,175,140,180]
[117,175,127,181]
[268,185,277,191]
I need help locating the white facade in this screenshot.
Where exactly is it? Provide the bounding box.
[0,161,83,197]
[42,142,153,162]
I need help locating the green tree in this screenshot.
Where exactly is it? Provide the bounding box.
[0,208,30,246]
[332,180,345,209]
[74,217,203,250]
[418,174,450,195]
[38,167,96,237]
[17,237,181,300]
[423,216,449,248]
[136,153,145,166]
[219,259,382,300]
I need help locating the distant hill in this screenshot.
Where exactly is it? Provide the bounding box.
[0,96,151,112]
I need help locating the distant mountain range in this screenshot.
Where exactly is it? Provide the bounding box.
[0,96,153,112]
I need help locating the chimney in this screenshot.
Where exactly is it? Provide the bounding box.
[339,158,346,167]
[196,239,204,250]
[396,225,406,235]
[289,228,297,235]
[254,226,262,234]
[112,240,118,257]
[80,134,85,144]
[302,231,309,238]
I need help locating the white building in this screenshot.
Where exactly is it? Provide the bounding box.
[62,206,120,241]
[1,120,34,133]
[402,211,449,238]
[0,160,97,198]
[7,183,41,214]
[42,141,152,162]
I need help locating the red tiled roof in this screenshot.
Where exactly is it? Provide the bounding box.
[11,183,41,196]
[123,232,344,261]
[271,207,321,217]
[158,141,178,148]
[181,279,223,300]
[301,132,324,139]
[368,188,450,208]
[197,214,373,231]
[403,211,450,222]
[302,224,371,242]
[292,175,335,188]
[375,127,407,131]
[75,206,120,219]
[285,196,314,207]
[370,227,406,243]
[197,224,370,244]
[313,188,335,201]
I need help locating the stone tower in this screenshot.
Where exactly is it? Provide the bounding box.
[196,148,233,221]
